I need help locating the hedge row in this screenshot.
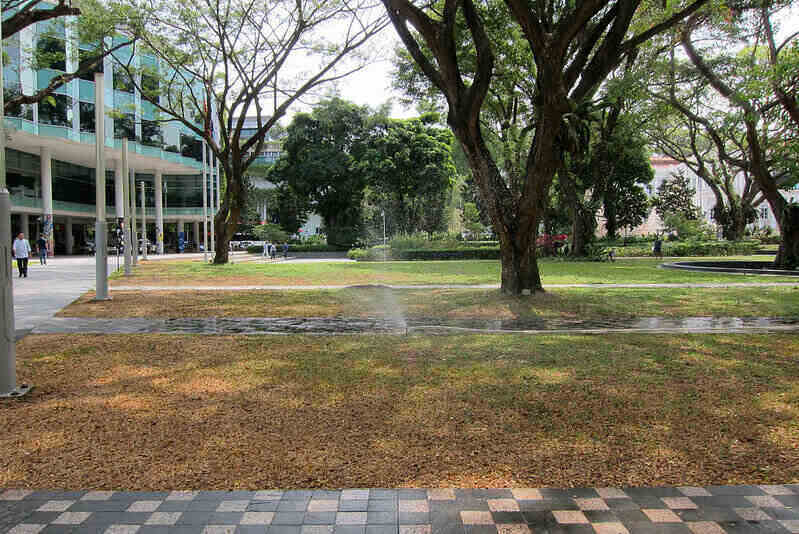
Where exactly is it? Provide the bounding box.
[348,247,501,261]
[348,240,760,261]
[611,240,759,257]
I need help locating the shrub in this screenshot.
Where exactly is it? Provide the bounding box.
[247,243,346,254]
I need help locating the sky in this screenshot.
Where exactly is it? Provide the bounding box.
[302,5,799,121]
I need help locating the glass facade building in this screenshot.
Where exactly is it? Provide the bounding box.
[3,12,213,253]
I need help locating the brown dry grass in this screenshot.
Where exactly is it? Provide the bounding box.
[3,333,797,490]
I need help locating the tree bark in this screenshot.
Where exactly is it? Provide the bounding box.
[213,167,245,264]
[776,205,799,270]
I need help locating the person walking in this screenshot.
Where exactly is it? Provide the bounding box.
[652,235,663,259]
[282,242,288,259]
[36,235,47,265]
[12,232,32,278]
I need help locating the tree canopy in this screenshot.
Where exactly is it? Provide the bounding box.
[382,0,710,293]
[115,0,386,262]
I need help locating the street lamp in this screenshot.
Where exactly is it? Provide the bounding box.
[0,22,32,398]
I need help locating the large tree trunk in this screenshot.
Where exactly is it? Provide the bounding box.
[775,204,799,270]
[452,117,545,294]
[213,167,245,265]
[499,233,542,294]
[571,202,596,257]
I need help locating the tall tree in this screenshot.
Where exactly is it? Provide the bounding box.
[644,99,762,241]
[652,170,701,222]
[118,0,386,262]
[358,116,456,236]
[269,98,373,247]
[382,0,709,294]
[661,4,799,266]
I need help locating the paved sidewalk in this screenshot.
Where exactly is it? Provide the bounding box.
[30,316,799,336]
[11,256,108,334]
[1,486,798,534]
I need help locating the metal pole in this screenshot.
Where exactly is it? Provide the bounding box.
[202,141,208,262]
[0,20,32,398]
[382,210,387,262]
[140,181,147,260]
[93,72,110,301]
[130,168,137,266]
[122,140,132,275]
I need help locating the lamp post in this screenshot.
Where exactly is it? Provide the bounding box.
[140,181,147,260]
[122,139,132,275]
[93,72,110,301]
[0,21,32,398]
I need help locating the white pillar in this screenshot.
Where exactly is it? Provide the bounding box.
[155,169,163,254]
[193,221,200,249]
[114,159,124,219]
[40,147,54,255]
[20,213,29,237]
[65,217,74,254]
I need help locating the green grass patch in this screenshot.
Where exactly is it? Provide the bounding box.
[110,257,799,287]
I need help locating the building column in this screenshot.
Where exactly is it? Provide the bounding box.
[40,147,54,255]
[20,213,29,238]
[114,159,124,219]
[65,217,74,254]
[154,170,164,254]
[193,221,200,249]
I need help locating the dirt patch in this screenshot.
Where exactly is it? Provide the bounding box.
[3,333,797,489]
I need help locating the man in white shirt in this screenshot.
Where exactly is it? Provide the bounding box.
[12,232,31,278]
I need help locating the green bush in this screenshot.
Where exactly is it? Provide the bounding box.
[393,247,500,260]
[247,244,346,254]
[347,248,370,260]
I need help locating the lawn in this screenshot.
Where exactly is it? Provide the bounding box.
[61,286,799,320]
[108,257,799,287]
[3,333,797,489]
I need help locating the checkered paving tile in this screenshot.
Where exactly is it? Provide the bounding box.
[0,486,796,533]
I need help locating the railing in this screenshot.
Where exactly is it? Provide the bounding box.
[5,117,203,171]
[10,195,205,218]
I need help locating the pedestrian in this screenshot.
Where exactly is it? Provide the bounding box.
[12,232,32,278]
[270,242,276,259]
[262,240,270,259]
[653,235,663,258]
[36,235,47,265]
[282,242,288,259]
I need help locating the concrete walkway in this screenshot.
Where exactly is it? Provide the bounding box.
[1,485,797,534]
[30,316,799,336]
[11,255,108,334]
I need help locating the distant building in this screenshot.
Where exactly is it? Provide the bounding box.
[601,156,799,237]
